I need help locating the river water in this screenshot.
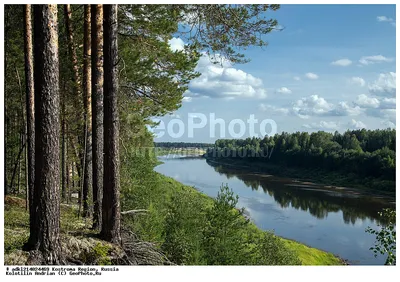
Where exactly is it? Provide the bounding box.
[155,155,395,265]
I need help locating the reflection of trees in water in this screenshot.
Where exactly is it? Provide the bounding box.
[207,161,389,225]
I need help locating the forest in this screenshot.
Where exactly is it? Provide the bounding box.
[205,129,396,193]
[5,4,320,266]
[155,142,213,148]
[4,3,395,267]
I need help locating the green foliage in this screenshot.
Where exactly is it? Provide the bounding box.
[202,185,250,264]
[207,129,396,192]
[256,232,302,265]
[159,184,301,265]
[177,4,280,64]
[118,4,200,119]
[366,208,396,265]
[162,191,207,265]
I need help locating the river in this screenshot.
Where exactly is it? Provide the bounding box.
[154,154,395,265]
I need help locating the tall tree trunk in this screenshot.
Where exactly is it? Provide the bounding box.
[101,4,121,244]
[64,4,84,195]
[66,158,70,204]
[9,141,26,195]
[82,5,93,218]
[71,162,75,203]
[24,3,36,246]
[91,4,104,230]
[32,4,63,264]
[17,132,22,195]
[61,96,67,200]
[16,66,25,196]
[63,4,82,98]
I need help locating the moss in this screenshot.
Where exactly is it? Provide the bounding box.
[81,243,112,265]
[4,197,29,254]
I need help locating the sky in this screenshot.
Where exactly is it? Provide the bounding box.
[153,4,396,143]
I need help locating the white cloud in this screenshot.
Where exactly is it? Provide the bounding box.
[381,120,396,128]
[331,59,352,67]
[348,119,367,129]
[333,101,363,116]
[359,55,394,65]
[354,94,380,108]
[259,104,290,115]
[182,96,192,102]
[302,121,340,131]
[292,95,364,119]
[379,109,396,122]
[292,95,334,119]
[368,72,396,97]
[276,87,292,94]
[187,53,267,99]
[377,16,396,26]
[377,16,393,22]
[305,72,319,80]
[379,97,396,109]
[366,108,396,123]
[350,77,365,87]
[293,76,301,81]
[168,37,185,52]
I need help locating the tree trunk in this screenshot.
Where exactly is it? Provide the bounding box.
[82,5,93,218]
[63,4,82,98]
[66,159,70,204]
[101,4,121,244]
[17,132,22,195]
[91,4,104,230]
[64,4,84,197]
[61,96,67,200]
[16,65,25,196]
[32,4,63,264]
[9,141,26,196]
[69,135,82,191]
[71,162,75,203]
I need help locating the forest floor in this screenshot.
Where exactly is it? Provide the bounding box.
[4,196,169,265]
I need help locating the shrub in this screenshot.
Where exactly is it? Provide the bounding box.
[366,208,396,265]
[162,191,207,265]
[201,184,251,265]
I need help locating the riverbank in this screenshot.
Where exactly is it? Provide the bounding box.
[155,147,206,157]
[156,172,343,265]
[204,156,396,197]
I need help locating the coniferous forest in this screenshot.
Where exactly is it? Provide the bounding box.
[3,4,396,267]
[206,129,396,193]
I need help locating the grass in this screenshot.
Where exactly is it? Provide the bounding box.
[157,173,343,265]
[282,238,341,265]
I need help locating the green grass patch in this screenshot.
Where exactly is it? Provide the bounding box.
[282,238,340,265]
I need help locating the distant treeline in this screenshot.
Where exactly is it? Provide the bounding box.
[155,142,214,148]
[205,129,395,191]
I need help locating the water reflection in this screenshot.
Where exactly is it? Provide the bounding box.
[207,160,394,226]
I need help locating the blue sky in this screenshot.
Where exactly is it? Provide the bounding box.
[154,4,396,143]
